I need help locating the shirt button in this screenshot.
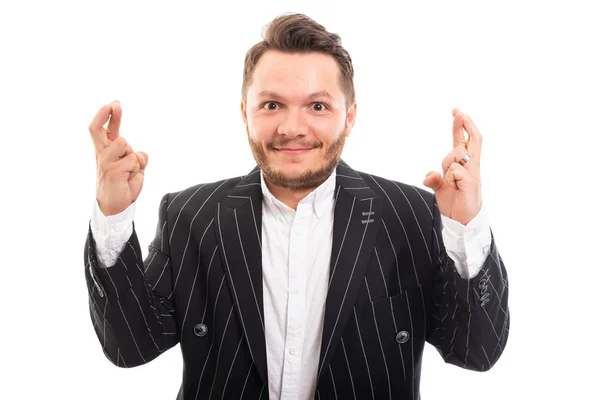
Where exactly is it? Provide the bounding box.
[289,348,298,355]
[291,288,300,295]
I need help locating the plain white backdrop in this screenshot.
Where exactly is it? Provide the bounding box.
[1,0,598,398]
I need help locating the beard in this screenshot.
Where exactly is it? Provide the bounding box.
[247,123,348,192]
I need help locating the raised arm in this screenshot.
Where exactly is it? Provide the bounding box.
[84,101,177,367]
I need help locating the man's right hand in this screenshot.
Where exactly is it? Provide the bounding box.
[89,101,148,216]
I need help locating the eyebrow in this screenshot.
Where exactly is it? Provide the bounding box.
[257,90,335,101]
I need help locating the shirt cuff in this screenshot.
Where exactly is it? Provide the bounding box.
[440,204,492,279]
[90,200,136,268]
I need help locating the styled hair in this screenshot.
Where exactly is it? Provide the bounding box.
[242,13,355,108]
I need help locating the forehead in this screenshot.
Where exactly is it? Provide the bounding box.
[248,50,343,99]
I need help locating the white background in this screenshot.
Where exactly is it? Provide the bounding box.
[1,0,598,398]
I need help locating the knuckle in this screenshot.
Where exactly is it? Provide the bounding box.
[96,162,106,175]
[103,168,120,181]
[114,137,127,147]
[98,166,113,181]
[454,145,466,154]
[96,156,109,171]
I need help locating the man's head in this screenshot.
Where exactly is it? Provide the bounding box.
[240,13,357,192]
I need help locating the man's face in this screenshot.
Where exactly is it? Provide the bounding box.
[241,50,356,191]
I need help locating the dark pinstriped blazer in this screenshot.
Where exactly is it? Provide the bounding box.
[84,159,509,399]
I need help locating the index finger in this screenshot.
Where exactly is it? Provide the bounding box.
[106,102,122,142]
[452,108,482,161]
[452,108,467,149]
[88,103,114,150]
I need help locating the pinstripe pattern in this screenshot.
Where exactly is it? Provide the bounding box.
[84,159,509,399]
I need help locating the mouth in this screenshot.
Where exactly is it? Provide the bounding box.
[274,148,315,155]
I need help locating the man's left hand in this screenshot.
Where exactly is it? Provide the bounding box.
[423,108,483,225]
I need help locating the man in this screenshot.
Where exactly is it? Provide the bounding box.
[84,13,509,400]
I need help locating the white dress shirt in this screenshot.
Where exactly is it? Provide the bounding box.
[90,170,492,400]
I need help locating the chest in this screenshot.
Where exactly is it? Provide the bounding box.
[260,203,335,310]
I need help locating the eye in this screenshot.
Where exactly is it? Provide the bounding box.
[262,101,279,111]
[311,102,327,112]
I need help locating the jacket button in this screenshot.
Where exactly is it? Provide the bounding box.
[194,323,208,337]
[396,330,409,343]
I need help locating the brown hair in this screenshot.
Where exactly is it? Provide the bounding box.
[242,13,355,108]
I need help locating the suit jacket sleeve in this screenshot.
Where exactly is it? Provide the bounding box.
[84,193,178,368]
[426,196,510,371]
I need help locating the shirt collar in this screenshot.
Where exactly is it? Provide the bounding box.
[260,168,336,219]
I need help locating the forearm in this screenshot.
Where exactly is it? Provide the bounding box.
[84,195,178,367]
[428,199,509,371]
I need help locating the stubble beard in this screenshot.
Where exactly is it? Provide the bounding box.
[247,124,348,192]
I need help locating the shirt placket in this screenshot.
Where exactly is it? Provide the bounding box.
[280,202,310,399]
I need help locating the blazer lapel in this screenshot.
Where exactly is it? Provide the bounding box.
[317,160,382,378]
[215,166,268,385]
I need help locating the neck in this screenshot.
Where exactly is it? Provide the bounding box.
[263,178,316,211]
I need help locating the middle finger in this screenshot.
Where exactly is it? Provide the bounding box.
[89,103,113,152]
[442,145,469,176]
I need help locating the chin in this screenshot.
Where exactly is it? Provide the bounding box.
[275,160,315,175]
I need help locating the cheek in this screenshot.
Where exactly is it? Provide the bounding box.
[312,119,344,142]
[249,116,279,140]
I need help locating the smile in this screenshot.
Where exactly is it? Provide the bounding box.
[275,148,314,155]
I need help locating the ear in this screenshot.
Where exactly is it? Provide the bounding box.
[345,102,357,136]
[240,100,248,126]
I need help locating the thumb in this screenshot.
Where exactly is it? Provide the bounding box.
[423,171,445,191]
[135,151,149,170]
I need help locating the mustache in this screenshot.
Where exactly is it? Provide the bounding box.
[267,139,321,149]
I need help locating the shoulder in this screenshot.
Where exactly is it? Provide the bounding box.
[341,167,438,228]
[350,168,435,206]
[163,174,246,212]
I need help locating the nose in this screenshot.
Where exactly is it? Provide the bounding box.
[277,108,308,137]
